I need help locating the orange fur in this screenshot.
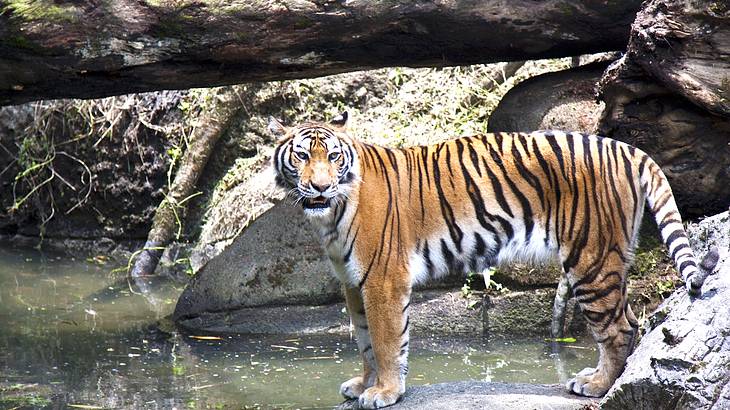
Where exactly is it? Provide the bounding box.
[271,115,715,408]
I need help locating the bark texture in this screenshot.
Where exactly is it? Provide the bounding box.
[597,0,730,217]
[0,0,642,105]
[600,211,730,410]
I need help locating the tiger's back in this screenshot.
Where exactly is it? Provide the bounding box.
[270,115,717,408]
[348,131,648,287]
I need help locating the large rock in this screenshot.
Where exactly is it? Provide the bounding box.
[600,211,730,409]
[487,61,611,133]
[173,201,343,323]
[335,382,596,410]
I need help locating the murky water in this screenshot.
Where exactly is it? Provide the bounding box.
[0,243,597,409]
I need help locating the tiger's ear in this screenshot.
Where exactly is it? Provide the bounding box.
[268,116,288,137]
[330,111,348,129]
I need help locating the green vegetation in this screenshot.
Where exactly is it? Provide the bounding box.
[2,0,79,22]
[0,383,52,408]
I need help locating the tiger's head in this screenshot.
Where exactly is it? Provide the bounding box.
[270,112,358,217]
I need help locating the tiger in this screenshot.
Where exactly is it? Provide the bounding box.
[269,112,718,409]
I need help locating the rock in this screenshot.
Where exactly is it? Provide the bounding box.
[173,201,343,324]
[334,381,596,410]
[599,211,730,409]
[487,61,611,133]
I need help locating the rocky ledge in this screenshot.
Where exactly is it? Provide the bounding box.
[334,382,596,410]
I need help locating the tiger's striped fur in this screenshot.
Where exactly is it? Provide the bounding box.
[270,113,718,408]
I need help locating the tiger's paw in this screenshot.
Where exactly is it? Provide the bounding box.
[340,376,367,399]
[357,385,402,409]
[566,367,611,397]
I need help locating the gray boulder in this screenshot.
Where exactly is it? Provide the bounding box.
[173,201,343,324]
[487,61,611,133]
[600,211,730,409]
[335,382,596,410]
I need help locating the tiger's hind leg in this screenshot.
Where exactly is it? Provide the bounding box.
[564,250,639,397]
[551,276,571,338]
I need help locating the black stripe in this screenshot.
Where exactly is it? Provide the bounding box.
[544,135,567,181]
[466,139,483,177]
[652,192,672,213]
[401,317,410,336]
[416,149,426,222]
[679,260,697,272]
[488,137,534,242]
[474,232,486,256]
[455,140,498,233]
[484,157,514,217]
[344,226,360,263]
[665,230,686,247]
[602,140,629,240]
[511,139,546,208]
[670,243,690,261]
[423,241,435,278]
[433,150,464,252]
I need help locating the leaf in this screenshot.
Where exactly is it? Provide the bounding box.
[544,337,577,343]
[189,335,223,341]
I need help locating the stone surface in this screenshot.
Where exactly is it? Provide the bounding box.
[334,382,596,410]
[600,211,730,410]
[487,61,610,133]
[174,282,573,337]
[173,201,343,323]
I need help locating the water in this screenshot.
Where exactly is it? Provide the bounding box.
[0,243,597,409]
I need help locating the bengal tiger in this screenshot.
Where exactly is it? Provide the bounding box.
[269,112,718,409]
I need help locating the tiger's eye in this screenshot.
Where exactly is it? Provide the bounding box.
[295,151,309,161]
[328,152,341,162]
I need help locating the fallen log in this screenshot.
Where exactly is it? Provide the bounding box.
[0,0,642,105]
[625,0,730,117]
[597,0,730,218]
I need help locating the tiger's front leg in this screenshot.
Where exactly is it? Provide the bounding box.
[357,276,411,409]
[340,286,377,399]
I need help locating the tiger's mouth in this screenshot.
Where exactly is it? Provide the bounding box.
[303,196,332,209]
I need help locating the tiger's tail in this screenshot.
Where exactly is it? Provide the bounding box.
[639,155,719,295]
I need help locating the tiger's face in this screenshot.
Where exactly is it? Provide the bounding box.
[270,113,357,217]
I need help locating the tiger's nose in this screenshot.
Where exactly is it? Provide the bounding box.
[311,182,331,193]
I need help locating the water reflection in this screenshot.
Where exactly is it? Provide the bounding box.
[0,243,596,409]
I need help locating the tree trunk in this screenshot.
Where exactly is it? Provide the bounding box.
[600,211,730,410]
[597,0,730,218]
[0,0,642,105]
[130,88,239,276]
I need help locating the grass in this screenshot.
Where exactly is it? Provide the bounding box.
[2,0,79,22]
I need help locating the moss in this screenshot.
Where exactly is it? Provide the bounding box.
[2,34,43,52]
[154,16,187,37]
[708,1,729,17]
[0,383,52,408]
[0,395,52,407]
[3,0,79,22]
